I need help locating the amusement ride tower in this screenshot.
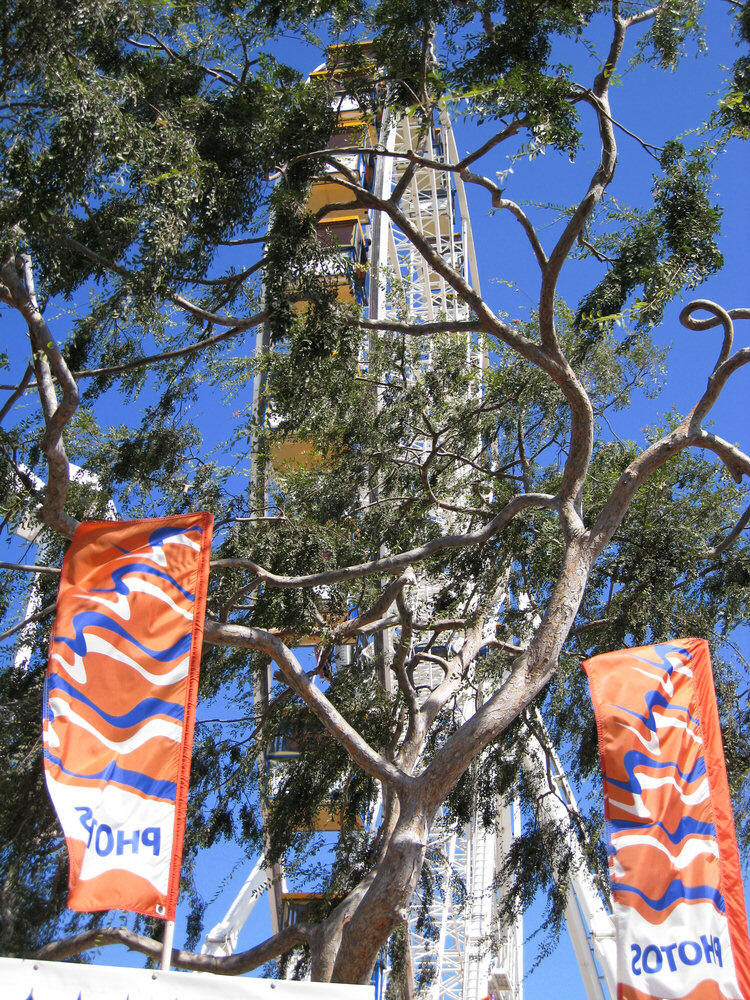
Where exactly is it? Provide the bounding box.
[203,46,617,1000]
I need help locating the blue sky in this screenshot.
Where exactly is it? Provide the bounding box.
[2,4,749,997]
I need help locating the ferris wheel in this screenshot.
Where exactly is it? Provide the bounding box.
[204,46,617,1000]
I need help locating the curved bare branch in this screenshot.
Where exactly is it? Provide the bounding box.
[589,298,750,553]
[679,299,748,370]
[495,198,548,270]
[35,922,310,974]
[693,429,750,483]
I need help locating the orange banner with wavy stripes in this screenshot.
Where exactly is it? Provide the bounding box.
[43,513,213,920]
[584,640,750,1000]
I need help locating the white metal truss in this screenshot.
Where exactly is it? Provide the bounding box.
[202,855,273,958]
[405,796,524,1000]
[368,106,523,1000]
[234,58,618,1000]
[368,108,483,378]
[520,712,617,1000]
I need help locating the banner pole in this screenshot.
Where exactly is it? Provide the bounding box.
[161,919,175,971]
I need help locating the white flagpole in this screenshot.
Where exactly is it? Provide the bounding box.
[161,920,175,971]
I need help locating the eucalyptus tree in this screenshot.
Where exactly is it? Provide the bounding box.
[1,0,750,988]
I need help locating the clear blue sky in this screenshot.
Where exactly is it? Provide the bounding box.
[2,5,749,997]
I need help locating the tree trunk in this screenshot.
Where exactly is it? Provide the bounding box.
[329,796,430,984]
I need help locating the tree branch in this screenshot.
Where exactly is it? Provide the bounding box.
[529,20,630,526]
[324,160,565,379]
[285,120,527,179]
[319,158,597,537]
[679,300,750,374]
[419,537,593,812]
[0,562,61,575]
[60,235,262,331]
[0,602,56,642]
[693,430,750,484]
[203,619,405,788]
[418,429,491,518]
[35,922,310,975]
[418,573,508,732]
[390,589,422,758]
[210,492,557,588]
[706,503,750,558]
[622,6,658,27]
[5,320,266,391]
[459,170,547,269]
[358,317,477,336]
[336,570,415,640]
[590,301,750,551]
[1,256,80,538]
[0,364,32,424]
[572,85,663,161]
[494,198,548,270]
[136,31,240,86]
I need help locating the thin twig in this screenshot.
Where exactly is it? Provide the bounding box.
[0,365,32,424]
[60,234,261,330]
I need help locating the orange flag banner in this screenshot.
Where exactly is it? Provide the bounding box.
[584,639,750,1000]
[43,513,213,920]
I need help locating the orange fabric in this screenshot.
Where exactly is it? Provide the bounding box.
[584,640,750,1000]
[43,513,213,920]
[692,643,750,1000]
[622,985,746,1000]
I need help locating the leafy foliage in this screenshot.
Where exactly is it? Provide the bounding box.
[0,0,748,981]
[575,141,723,337]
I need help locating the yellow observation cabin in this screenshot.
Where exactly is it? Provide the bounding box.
[264,729,364,832]
[266,48,377,477]
[280,892,344,929]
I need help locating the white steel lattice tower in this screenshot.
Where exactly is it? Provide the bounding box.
[366,84,522,1000]
[205,46,617,1000]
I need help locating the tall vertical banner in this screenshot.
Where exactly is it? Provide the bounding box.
[43,513,213,920]
[584,639,750,1000]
